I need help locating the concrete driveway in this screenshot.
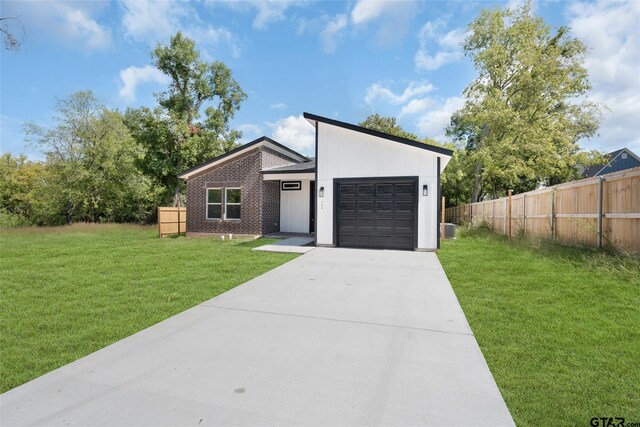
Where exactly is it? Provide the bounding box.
[1,248,514,426]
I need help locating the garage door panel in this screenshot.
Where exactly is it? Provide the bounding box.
[339,201,355,213]
[395,200,414,213]
[357,184,375,196]
[394,184,413,197]
[340,185,356,196]
[356,200,375,212]
[375,184,394,196]
[375,201,393,212]
[337,178,416,250]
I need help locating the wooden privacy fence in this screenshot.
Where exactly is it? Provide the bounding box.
[158,207,186,237]
[445,167,640,254]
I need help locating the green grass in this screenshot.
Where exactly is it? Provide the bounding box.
[0,224,297,392]
[438,227,640,426]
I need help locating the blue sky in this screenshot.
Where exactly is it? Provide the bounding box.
[1,0,638,159]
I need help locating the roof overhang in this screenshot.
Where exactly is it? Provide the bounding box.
[178,136,309,180]
[263,173,315,181]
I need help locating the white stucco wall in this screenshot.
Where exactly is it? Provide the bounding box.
[316,123,448,250]
[280,179,311,233]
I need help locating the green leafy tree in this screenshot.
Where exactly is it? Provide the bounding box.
[0,154,47,226]
[359,114,468,206]
[25,91,156,224]
[447,2,604,202]
[127,32,247,206]
[359,114,420,140]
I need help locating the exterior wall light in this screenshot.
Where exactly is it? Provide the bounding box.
[423,184,428,196]
[319,186,325,197]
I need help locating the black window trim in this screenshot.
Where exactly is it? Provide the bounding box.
[281,181,302,191]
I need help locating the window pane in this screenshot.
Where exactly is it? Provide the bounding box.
[207,204,221,219]
[226,204,241,219]
[208,189,221,203]
[226,189,241,204]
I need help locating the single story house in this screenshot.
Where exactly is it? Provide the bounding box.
[579,147,640,178]
[178,112,453,251]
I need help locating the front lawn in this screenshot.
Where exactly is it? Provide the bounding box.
[438,227,640,426]
[0,224,297,392]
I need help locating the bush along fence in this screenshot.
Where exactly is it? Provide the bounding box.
[158,207,186,237]
[445,167,640,255]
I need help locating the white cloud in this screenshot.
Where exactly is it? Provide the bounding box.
[251,0,298,29]
[415,20,465,71]
[269,103,287,110]
[415,97,465,141]
[567,0,640,152]
[64,8,111,50]
[216,1,300,30]
[121,0,240,56]
[351,0,418,48]
[351,0,394,25]
[320,14,348,53]
[1,1,111,51]
[121,0,184,42]
[237,123,264,142]
[398,98,436,118]
[268,115,315,154]
[118,65,170,103]
[186,26,242,58]
[365,81,434,105]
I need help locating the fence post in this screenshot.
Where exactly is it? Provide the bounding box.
[551,189,556,241]
[492,199,495,230]
[177,204,181,236]
[597,176,604,249]
[158,207,161,237]
[522,194,526,235]
[507,190,512,238]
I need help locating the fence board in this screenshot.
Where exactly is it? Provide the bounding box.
[158,207,187,237]
[445,167,640,254]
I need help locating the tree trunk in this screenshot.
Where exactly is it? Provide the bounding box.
[172,185,181,207]
[471,162,483,203]
[66,200,74,225]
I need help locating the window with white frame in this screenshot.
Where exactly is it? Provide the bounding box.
[206,188,222,219]
[225,188,241,220]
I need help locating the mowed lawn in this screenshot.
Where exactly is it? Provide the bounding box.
[438,228,640,426]
[0,224,297,392]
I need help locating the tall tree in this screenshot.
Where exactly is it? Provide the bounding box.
[359,114,420,140]
[127,32,247,206]
[25,91,155,224]
[0,154,46,225]
[447,2,604,202]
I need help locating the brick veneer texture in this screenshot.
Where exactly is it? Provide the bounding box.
[186,146,297,235]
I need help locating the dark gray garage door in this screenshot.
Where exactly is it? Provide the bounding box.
[336,178,417,250]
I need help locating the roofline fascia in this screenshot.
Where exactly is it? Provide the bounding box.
[303,112,453,157]
[260,168,317,174]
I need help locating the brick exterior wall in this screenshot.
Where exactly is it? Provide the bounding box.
[185,146,296,235]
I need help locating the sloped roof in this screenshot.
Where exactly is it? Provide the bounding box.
[178,136,309,179]
[261,159,316,174]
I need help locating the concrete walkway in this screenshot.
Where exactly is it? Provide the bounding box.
[252,236,316,254]
[1,248,514,426]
